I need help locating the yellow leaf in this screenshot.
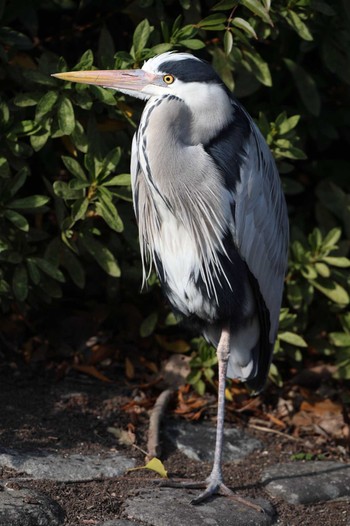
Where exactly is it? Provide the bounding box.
[225,388,233,401]
[145,458,168,477]
[128,457,168,478]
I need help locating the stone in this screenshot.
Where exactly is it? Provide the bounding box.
[164,421,262,462]
[0,484,64,526]
[0,447,135,482]
[262,461,350,505]
[124,487,275,526]
[97,521,144,526]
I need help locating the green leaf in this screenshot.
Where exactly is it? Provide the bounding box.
[30,129,50,151]
[242,49,272,86]
[180,39,206,49]
[32,257,65,283]
[9,195,50,209]
[13,265,28,302]
[100,147,122,180]
[322,257,350,268]
[301,265,317,280]
[71,197,89,222]
[140,312,158,337]
[24,69,57,87]
[4,210,29,231]
[35,91,58,120]
[279,331,307,347]
[322,228,341,250]
[211,0,236,10]
[275,146,306,160]
[287,281,303,309]
[133,19,153,55]
[329,332,350,347]
[80,234,121,277]
[315,262,330,277]
[98,25,116,67]
[57,97,75,135]
[284,59,321,116]
[286,10,313,41]
[53,181,84,200]
[232,17,257,39]
[0,27,33,49]
[26,259,40,285]
[90,85,116,106]
[14,93,42,107]
[61,249,85,288]
[71,121,88,153]
[96,190,124,232]
[103,174,131,186]
[197,13,227,28]
[241,0,273,25]
[224,30,233,55]
[311,279,349,305]
[150,43,174,54]
[74,49,94,70]
[278,115,300,135]
[12,120,41,136]
[62,156,87,181]
[0,158,10,178]
[194,378,206,396]
[0,99,10,128]
[8,167,29,197]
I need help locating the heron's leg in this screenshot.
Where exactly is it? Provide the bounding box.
[190,323,230,504]
[158,325,263,512]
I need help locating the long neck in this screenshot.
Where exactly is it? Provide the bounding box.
[138,91,233,193]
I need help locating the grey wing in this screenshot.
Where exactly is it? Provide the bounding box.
[234,117,289,343]
[206,100,289,344]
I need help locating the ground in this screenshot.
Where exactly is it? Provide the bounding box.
[0,361,349,526]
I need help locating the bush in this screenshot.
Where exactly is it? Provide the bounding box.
[1,0,349,383]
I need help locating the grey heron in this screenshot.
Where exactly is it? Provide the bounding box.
[53,52,289,505]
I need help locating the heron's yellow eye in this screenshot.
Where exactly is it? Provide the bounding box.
[163,74,175,84]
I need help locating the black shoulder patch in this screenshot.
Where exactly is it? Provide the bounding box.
[204,101,252,191]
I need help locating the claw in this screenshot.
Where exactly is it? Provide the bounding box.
[158,478,264,512]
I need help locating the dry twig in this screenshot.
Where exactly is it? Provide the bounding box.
[147,388,174,460]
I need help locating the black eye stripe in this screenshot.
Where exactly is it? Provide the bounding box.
[160,59,221,84]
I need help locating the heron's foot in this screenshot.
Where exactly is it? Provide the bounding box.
[157,478,263,512]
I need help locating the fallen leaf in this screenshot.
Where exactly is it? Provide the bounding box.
[72,364,112,383]
[107,426,136,447]
[265,413,287,428]
[139,356,159,374]
[128,457,168,478]
[300,399,342,415]
[125,357,135,379]
[225,388,233,401]
[89,343,117,365]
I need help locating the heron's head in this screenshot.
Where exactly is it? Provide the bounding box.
[52,52,224,103]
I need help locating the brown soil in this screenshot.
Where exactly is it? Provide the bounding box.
[0,365,349,526]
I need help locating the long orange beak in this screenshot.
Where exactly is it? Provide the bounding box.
[52,69,156,92]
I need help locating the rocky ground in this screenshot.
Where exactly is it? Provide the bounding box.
[0,365,349,526]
